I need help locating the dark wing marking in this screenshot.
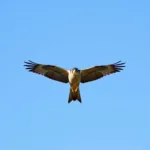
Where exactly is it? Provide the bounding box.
[24,60,69,83]
[80,61,126,83]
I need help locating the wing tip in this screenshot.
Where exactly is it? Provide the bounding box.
[114,60,126,65]
[24,60,38,71]
[113,60,126,72]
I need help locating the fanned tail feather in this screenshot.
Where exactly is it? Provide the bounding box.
[68,88,81,103]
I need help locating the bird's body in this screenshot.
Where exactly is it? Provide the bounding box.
[68,68,81,91]
[24,60,126,103]
[68,68,81,103]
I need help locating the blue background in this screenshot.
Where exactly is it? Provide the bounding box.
[1,0,150,149]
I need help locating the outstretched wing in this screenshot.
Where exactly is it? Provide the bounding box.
[80,61,125,83]
[24,60,69,83]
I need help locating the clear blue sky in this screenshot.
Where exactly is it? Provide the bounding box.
[1,0,150,150]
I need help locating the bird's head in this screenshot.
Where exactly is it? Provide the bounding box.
[72,67,80,74]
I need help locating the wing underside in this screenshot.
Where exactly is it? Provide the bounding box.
[80,61,125,83]
[24,60,69,83]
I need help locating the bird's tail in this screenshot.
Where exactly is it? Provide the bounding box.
[68,88,82,103]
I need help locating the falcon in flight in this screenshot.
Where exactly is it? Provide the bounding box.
[24,60,125,103]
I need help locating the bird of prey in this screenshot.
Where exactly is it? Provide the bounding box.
[24,60,125,103]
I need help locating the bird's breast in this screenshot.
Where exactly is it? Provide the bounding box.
[68,72,81,85]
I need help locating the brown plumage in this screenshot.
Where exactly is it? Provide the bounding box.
[24,60,69,83]
[24,60,126,103]
[80,61,125,83]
